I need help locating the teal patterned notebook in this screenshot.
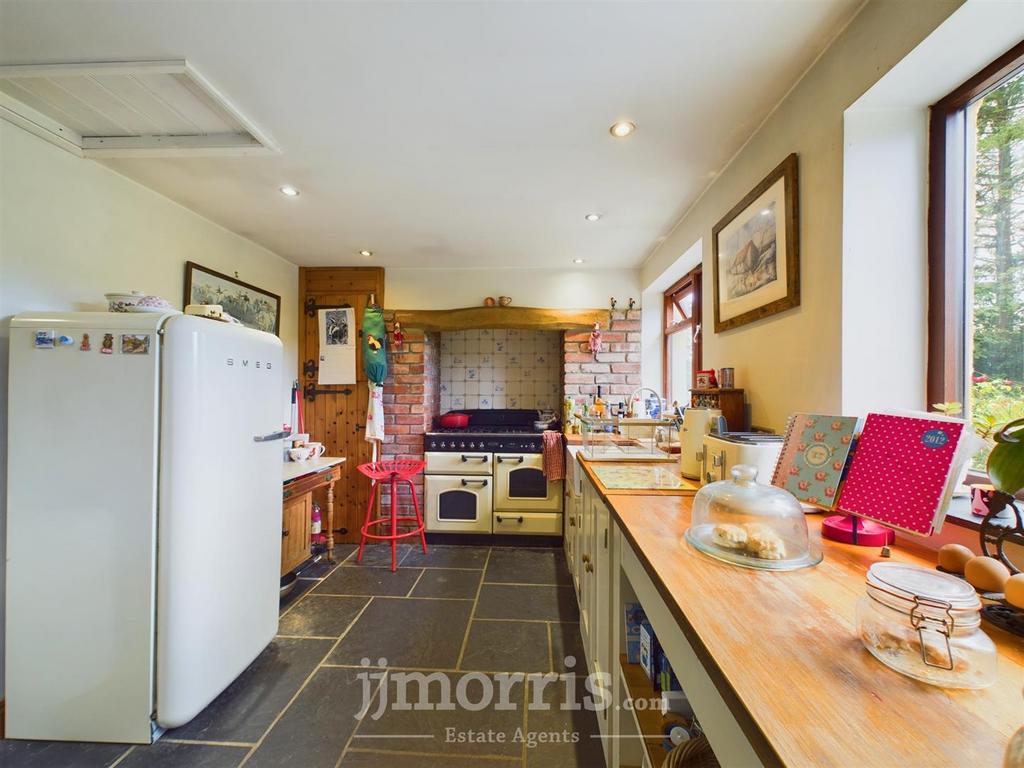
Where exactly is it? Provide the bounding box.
[771,413,860,509]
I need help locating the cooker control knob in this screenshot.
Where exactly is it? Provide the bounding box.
[468,441,475,449]
[439,441,446,449]
[428,440,436,450]
[459,441,466,449]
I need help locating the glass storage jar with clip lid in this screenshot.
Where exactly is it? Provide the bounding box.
[856,562,996,689]
[684,464,822,571]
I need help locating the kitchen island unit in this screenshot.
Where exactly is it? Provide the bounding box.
[567,453,1024,768]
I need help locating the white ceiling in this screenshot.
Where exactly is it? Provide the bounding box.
[0,0,862,269]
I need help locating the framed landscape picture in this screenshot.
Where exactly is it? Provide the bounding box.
[712,153,800,332]
[184,262,281,336]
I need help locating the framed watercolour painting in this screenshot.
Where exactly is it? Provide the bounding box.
[184,262,281,336]
[712,153,800,332]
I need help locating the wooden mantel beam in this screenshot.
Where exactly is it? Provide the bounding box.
[391,305,607,332]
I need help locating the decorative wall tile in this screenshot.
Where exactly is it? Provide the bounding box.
[438,329,561,412]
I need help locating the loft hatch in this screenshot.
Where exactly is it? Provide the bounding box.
[0,60,277,158]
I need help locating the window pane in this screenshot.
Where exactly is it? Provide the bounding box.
[668,327,693,408]
[677,291,694,318]
[968,68,1024,469]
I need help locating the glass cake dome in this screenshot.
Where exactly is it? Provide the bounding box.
[685,464,822,571]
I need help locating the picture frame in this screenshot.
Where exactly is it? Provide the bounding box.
[712,153,800,333]
[184,261,281,336]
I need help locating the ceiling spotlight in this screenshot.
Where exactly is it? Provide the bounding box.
[279,185,300,197]
[572,258,586,264]
[359,250,373,257]
[584,213,601,222]
[609,121,636,138]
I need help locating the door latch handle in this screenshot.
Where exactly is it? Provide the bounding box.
[255,430,290,443]
[496,515,524,523]
[497,456,525,464]
[461,479,488,487]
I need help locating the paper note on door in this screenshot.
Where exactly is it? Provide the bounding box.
[318,307,356,384]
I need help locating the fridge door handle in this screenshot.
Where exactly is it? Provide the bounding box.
[254,430,291,443]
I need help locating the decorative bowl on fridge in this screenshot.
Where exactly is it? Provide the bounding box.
[104,291,144,312]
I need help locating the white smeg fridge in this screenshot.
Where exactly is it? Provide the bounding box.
[6,311,286,744]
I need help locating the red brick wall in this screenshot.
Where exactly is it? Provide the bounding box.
[562,309,642,404]
[378,322,440,517]
[374,310,641,519]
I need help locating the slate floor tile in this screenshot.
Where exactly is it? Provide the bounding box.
[485,547,572,586]
[313,566,422,597]
[410,569,481,599]
[295,545,355,579]
[549,622,588,673]
[460,620,550,672]
[278,595,369,637]
[246,668,369,768]
[475,584,579,622]
[279,577,318,615]
[345,543,413,568]
[402,545,490,570]
[119,742,248,768]
[329,598,472,669]
[340,750,517,767]
[0,740,130,768]
[525,675,608,768]
[166,637,334,744]
[349,672,523,758]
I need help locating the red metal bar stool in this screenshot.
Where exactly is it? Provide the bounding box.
[356,460,427,571]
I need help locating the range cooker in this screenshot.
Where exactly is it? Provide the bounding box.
[424,410,563,536]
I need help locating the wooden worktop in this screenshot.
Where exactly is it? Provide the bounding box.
[599,476,1024,766]
[282,456,346,484]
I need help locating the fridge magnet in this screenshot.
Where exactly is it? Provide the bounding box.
[392,321,404,349]
[57,334,74,346]
[121,334,151,355]
[34,330,55,349]
[80,333,91,351]
[712,153,800,332]
[101,333,115,354]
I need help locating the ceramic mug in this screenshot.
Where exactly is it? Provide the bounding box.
[288,447,309,462]
[306,442,326,459]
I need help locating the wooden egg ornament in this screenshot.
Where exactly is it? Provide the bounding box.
[965,556,1011,593]
[937,543,975,574]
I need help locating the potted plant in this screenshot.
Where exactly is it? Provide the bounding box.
[978,417,1024,573]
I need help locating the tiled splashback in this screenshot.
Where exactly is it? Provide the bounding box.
[439,329,561,412]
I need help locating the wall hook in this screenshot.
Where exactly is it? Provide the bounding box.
[628,297,636,310]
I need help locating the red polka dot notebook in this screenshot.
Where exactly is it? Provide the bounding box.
[836,413,965,535]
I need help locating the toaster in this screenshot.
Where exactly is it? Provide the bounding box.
[701,432,784,486]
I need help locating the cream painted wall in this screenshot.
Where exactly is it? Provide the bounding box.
[386,267,640,310]
[0,120,298,695]
[640,0,964,432]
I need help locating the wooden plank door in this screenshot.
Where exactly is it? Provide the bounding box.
[298,267,385,544]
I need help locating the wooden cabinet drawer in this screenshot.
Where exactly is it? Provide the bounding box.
[492,511,563,536]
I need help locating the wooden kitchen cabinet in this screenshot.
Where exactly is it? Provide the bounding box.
[281,493,312,576]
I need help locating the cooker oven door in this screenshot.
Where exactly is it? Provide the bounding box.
[494,453,563,512]
[426,475,493,533]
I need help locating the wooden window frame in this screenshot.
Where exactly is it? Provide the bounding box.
[928,39,1024,406]
[663,267,703,403]
[928,40,1024,486]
